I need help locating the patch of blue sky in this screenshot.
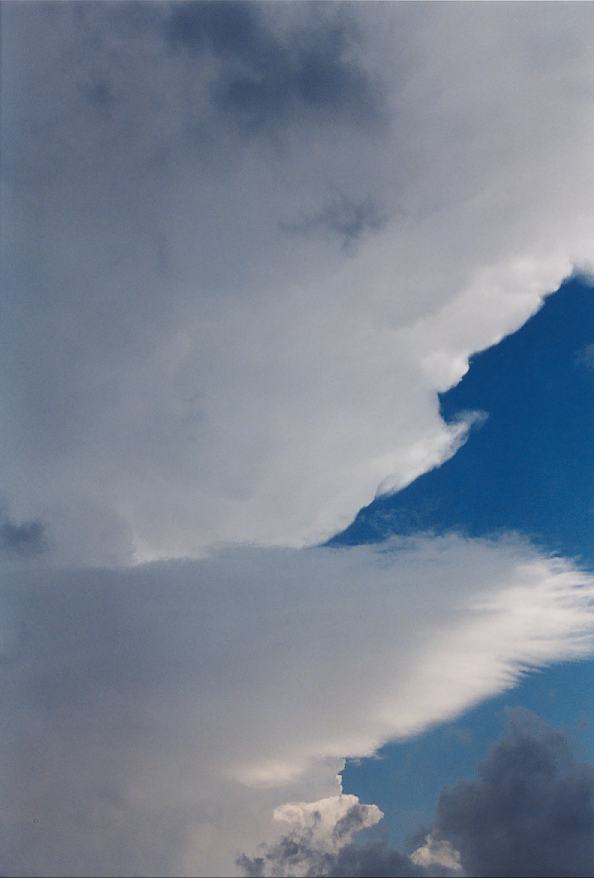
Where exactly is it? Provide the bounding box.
[337,276,594,843]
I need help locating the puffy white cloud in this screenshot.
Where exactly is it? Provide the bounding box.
[4,535,594,875]
[239,795,386,878]
[411,834,463,874]
[1,3,593,562]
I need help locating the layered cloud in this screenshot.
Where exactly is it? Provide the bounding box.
[3,5,594,876]
[4,536,594,875]
[2,2,593,562]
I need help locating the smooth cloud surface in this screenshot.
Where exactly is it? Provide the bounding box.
[2,2,593,562]
[4,536,594,875]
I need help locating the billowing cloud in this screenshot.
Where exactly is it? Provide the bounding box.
[4,536,594,875]
[237,795,385,878]
[432,708,594,878]
[165,1,385,132]
[2,2,593,562]
[240,711,594,878]
[4,6,594,874]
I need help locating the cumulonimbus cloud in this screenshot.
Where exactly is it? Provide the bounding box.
[4,535,594,875]
[3,5,594,876]
[1,2,593,562]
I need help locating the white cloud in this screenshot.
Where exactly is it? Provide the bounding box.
[411,833,463,874]
[240,795,385,878]
[273,795,383,854]
[1,3,593,562]
[4,535,594,875]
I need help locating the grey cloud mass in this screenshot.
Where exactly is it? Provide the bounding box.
[165,1,385,132]
[433,709,594,878]
[0,507,46,559]
[281,191,388,251]
[239,829,431,878]
[240,711,594,878]
[326,841,444,878]
[2,2,593,561]
[3,537,594,875]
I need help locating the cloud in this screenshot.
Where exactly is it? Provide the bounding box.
[240,822,447,878]
[432,708,594,878]
[237,794,425,878]
[4,8,594,877]
[165,1,385,133]
[280,191,387,251]
[237,795,384,878]
[0,507,46,559]
[3,535,594,875]
[2,3,593,562]
[240,711,594,878]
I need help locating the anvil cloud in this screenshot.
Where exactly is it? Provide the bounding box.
[4,537,594,875]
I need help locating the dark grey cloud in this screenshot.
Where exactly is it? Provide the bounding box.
[238,833,433,878]
[0,508,46,559]
[166,1,385,132]
[327,839,446,878]
[281,192,387,251]
[433,709,594,878]
[239,711,594,878]
[81,77,117,111]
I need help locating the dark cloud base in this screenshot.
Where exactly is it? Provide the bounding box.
[0,508,46,559]
[239,710,594,878]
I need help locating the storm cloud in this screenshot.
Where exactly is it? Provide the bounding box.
[240,711,594,878]
[2,2,593,562]
[165,1,384,132]
[433,709,594,878]
[3,536,594,875]
[280,191,387,251]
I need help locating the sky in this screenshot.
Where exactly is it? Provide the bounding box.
[1,3,594,877]
[341,276,594,852]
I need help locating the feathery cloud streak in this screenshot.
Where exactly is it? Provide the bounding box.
[4,536,594,875]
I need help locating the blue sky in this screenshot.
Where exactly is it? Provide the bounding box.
[335,276,594,565]
[342,276,594,846]
[2,4,594,877]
